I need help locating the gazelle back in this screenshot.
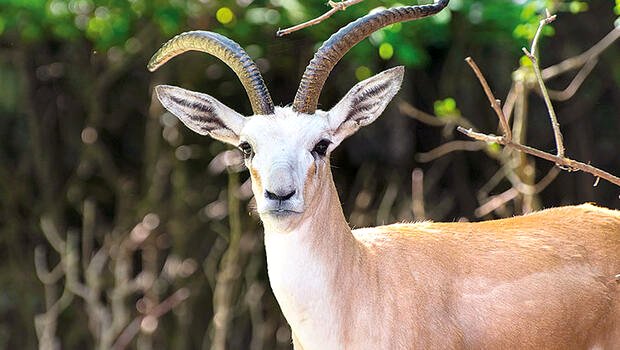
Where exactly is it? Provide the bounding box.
[148,1,620,348]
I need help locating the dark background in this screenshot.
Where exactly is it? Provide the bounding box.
[0,0,619,348]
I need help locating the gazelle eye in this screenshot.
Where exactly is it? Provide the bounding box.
[312,139,331,157]
[238,142,253,158]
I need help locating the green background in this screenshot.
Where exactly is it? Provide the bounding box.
[0,0,619,348]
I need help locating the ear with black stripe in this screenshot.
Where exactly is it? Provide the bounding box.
[327,66,404,145]
[155,85,247,145]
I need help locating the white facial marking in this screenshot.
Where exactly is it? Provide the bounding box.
[155,67,404,232]
[240,108,332,227]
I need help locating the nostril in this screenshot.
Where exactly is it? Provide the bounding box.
[265,190,278,201]
[281,190,295,201]
[265,189,296,201]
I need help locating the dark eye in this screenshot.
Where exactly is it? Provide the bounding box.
[312,139,331,157]
[238,142,253,158]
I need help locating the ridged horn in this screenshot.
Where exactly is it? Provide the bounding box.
[293,0,449,114]
[148,31,274,115]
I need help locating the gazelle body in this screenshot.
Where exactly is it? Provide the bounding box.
[148,0,620,348]
[267,198,620,349]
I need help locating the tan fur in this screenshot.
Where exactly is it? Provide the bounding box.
[250,165,262,191]
[270,165,620,350]
[158,64,620,349]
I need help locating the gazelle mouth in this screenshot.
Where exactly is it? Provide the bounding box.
[263,209,303,217]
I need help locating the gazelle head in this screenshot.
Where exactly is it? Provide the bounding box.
[149,1,449,230]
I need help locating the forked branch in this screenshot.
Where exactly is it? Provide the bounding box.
[521,10,564,158]
[542,26,620,80]
[457,127,620,187]
[464,57,511,141]
[458,11,620,189]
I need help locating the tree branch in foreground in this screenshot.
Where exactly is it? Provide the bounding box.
[522,10,565,158]
[458,9,620,189]
[276,0,364,36]
[456,126,620,187]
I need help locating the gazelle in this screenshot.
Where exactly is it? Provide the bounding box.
[148,0,620,348]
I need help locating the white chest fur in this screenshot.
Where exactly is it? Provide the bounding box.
[264,230,345,349]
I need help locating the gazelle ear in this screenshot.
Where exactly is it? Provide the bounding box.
[155,85,247,145]
[327,66,404,145]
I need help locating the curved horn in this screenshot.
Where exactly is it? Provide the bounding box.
[148,31,274,115]
[293,0,449,114]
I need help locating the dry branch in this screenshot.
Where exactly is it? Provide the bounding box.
[542,26,620,80]
[475,188,519,217]
[112,288,190,350]
[457,127,620,187]
[458,12,620,190]
[546,58,598,101]
[276,0,364,36]
[464,58,512,141]
[35,211,193,350]
[416,140,486,163]
[399,100,474,130]
[411,168,426,220]
[521,11,564,158]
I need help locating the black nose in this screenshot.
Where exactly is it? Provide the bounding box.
[265,189,296,201]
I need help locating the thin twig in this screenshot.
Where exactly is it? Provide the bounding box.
[400,101,449,127]
[546,58,598,101]
[399,100,474,129]
[112,288,190,350]
[34,246,64,284]
[411,168,426,221]
[504,166,561,196]
[542,26,620,80]
[416,140,486,163]
[457,127,620,187]
[501,83,517,125]
[475,187,519,217]
[522,11,564,158]
[276,0,364,36]
[528,10,556,58]
[465,57,512,141]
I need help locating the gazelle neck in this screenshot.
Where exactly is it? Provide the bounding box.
[262,167,362,347]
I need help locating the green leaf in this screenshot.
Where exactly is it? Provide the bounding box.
[434,97,461,118]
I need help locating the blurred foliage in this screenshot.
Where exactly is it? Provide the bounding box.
[0,0,597,66]
[433,97,460,118]
[0,0,619,349]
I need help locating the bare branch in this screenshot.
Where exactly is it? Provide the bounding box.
[399,100,474,129]
[277,0,364,36]
[416,140,486,163]
[411,169,426,221]
[112,288,191,350]
[475,188,519,217]
[522,11,564,158]
[501,83,517,125]
[528,9,557,58]
[40,217,65,254]
[546,58,598,101]
[464,57,512,140]
[457,127,620,187]
[542,27,620,80]
[504,166,561,196]
[34,246,64,285]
